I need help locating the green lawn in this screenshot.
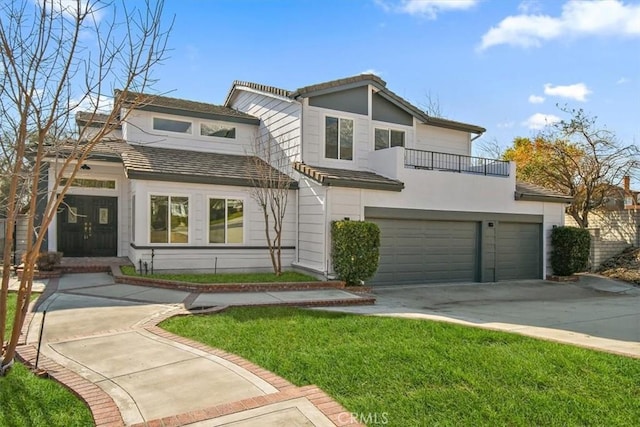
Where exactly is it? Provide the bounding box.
[0,293,94,426]
[162,307,640,426]
[120,265,317,284]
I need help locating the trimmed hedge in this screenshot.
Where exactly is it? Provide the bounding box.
[551,226,591,276]
[331,220,380,286]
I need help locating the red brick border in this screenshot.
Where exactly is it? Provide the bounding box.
[16,345,124,427]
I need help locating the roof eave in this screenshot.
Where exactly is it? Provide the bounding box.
[133,104,260,125]
[514,192,573,204]
[323,177,404,192]
[126,170,298,189]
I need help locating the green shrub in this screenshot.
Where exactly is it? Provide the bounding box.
[551,226,591,276]
[331,220,380,285]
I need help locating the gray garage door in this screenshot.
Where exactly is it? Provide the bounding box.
[496,222,541,280]
[370,219,479,285]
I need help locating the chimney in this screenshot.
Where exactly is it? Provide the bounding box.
[624,175,630,192]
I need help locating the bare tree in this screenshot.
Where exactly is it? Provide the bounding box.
[420,90,445,118]
[0,0,171,375]
[248,137,293,276]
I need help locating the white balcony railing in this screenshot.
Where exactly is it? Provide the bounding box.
[404,148,510,177]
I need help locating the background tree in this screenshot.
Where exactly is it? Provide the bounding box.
[502,107,639,228]
[0,0,171,375]
[248,137,293,276]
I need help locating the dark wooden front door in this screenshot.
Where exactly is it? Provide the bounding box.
[58,195,118,257]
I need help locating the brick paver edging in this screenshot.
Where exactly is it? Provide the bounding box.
[15,345,124,427]
[111,265,351,292]
[141,314,364,427]
[16,279,124,427]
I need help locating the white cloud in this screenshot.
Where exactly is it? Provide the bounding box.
[479,0,640,50]
[361,69,383,76]
[518,0,542,14]
[617,77,630,84]
[497,121,515,129]
[528,94,545,104]
[543,83,591,102]
[523,113,561,130]
[36,0,104,22]
[71,94,114,115]
[377,0,479,19]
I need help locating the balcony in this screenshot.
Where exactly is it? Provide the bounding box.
[404,148,509,177]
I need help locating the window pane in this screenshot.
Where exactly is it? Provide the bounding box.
[227,199,244,243]
[153,117,192,133]
[325,117,338,159]
[61,177,116,189]
[150,195,168,243]
[375,128,389,150]
[209,199,226,243]
[390,130,405,147]
[170,197,189,243]
[201,123,236,139]
[339,118,353,160]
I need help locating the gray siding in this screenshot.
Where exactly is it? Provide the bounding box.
[372,92,413,126]
[308,86,368,116]
[297,177,326,272]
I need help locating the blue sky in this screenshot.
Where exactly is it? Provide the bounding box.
[149,0,639,154]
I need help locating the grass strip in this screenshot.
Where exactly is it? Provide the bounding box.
[162,307,640,426]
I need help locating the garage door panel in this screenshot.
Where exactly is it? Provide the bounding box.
[369,219,478,285]
[497,222,541,280]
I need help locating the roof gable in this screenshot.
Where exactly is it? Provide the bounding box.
[225,74,485,134]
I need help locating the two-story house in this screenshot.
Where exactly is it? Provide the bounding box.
[44,74,570,285]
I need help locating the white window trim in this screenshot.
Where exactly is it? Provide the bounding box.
[200,121,237,139]
[60,175,118,191]
[151,115,194,135]
[207,196,246,245]
[324,114,354,161]
[373,127,406,150]
[148,193,191,245]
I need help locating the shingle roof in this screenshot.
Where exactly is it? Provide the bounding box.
[116,90,260,124]
[294,162,404,192]
[75,112,122,129]
[292,74,387,97]
[515,181,572,204]
[49,140,296,188]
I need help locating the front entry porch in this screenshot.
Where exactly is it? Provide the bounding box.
[57,195,118,257]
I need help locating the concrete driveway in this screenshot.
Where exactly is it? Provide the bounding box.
[324,274,640,357]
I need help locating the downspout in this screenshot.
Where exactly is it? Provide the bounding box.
[296,97,303,265]
[471,131,484,142]
[324,186,330,279]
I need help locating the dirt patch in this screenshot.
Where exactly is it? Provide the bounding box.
[598,246,640,285]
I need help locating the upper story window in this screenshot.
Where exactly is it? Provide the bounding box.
[153,117,192,134]
[325,116,353,160]
[375,128,405,150]
[201,122,236,139]
[150,195,189,244]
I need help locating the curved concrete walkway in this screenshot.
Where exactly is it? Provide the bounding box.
[17,273,365,427]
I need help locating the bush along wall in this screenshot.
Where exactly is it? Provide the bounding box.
[551,226,591,276]
[331,220,380,286]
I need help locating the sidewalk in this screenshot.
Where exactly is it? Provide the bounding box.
[17,273,368,426]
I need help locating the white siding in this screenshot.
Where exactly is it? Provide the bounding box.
[228,90,302,164]
[296,177,327,273]
[302,103,372,170]
[415,123,471,156]
[128,179,297,271]
[121,109,257,155]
